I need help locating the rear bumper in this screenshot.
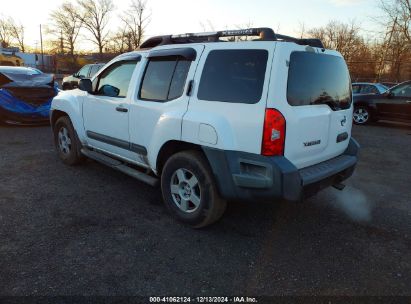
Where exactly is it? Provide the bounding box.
[202,138,360,203]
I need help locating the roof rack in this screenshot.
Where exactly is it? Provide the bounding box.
[139,27,324,49]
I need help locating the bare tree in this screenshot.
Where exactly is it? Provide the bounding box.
[199,20,215,32]
[77,0,114,56]
[376,0,411,81]
[0,16,13,48]
[49,2,83,64]
[108,27,131,53]
[308,20,362,62]
[379,0,411,43]
[8,19,25,52]
[297,22,306,39]
[306,21,380,81]
[120,0,150,49]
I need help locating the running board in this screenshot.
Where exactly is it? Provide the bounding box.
[81,148,159,187]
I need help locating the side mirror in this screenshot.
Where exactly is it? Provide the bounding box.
[100,84,120,97]
[79,79,93,93]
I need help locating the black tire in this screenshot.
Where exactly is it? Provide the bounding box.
[353,106,371,125]
[161,150,227,228]
[53,116,85,165]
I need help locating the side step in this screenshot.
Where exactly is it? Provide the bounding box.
[81,148,159,187]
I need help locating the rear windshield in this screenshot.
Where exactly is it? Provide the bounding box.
[198,50,268,104]
[287,51,352,110]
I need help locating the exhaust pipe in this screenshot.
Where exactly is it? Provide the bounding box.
[333,182,346,191]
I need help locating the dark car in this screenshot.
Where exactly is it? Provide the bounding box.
[353,80,411,125]
[0,66,58,125]
[62,63,105,90]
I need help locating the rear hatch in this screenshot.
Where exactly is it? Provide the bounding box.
[268,44,353,169]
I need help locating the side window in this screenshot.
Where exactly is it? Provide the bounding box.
[96,60,138,98]
[391,83,411,97]
[77,65,90,78]
[198,50,268,104]
[352,85,360,94]
[140,58,191,101]
[361,85,378,94]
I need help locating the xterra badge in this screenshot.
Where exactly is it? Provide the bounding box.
[304,140,321,147]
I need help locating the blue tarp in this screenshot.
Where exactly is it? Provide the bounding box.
[0,88,55,117]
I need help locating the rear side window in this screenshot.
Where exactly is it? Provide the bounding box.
[198,50,268,104]
[140,58,191,101]
[361,85,378,94]
[287,52,352,110]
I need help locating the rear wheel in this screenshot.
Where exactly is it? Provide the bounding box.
[161,151,227,228]
[53,116,85,165]
[353,106,371,125]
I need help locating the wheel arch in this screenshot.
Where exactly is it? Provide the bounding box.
[50,110,69,129]
[51,93,86,142]
[156,140,205,175]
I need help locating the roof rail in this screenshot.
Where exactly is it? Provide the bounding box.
[139,27,324,49]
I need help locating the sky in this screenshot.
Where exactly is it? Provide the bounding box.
[0,0,381,52]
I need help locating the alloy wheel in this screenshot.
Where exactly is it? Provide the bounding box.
[58,127,72,155]
[353,108,369,124]
[170,168,201,213]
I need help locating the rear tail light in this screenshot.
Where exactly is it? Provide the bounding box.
[261,108,286,156]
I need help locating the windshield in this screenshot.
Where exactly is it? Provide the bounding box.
[287,51,352,110]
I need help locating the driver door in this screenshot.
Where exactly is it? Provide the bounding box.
[82,59,139,158]
[378,82,411,121]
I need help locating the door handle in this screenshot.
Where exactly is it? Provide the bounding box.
[186,80,194,96]
[116,106,128,113]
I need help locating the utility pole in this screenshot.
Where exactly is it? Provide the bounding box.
[40,24,44,70]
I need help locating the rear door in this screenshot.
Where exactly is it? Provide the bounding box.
[268,44,353,169]
[129,45,205,167]
[182,43,273,153]
[377,82,411,121]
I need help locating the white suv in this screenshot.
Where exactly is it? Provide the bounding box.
[50,28,359,228]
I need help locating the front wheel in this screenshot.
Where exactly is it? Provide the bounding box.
[53,116,85,165]
[353,106,371,125]
[161,151,227,228]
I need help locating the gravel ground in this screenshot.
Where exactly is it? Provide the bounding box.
[0,122,410,296]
